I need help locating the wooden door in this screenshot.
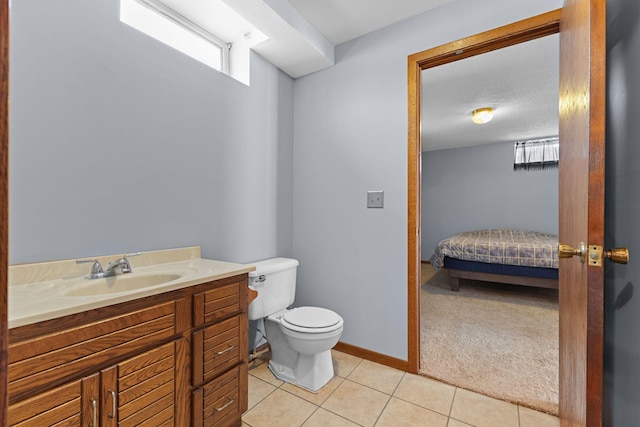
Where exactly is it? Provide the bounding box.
[558,0,606,425]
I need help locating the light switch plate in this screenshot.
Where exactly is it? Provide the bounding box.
[367,190,384,208]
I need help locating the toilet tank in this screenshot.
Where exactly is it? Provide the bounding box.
[247,257,299,321]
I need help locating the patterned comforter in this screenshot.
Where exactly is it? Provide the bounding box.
[430,229,559,271]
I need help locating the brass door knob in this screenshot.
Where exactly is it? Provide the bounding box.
[560,243,629,266]
[559,242,586,262]
[605,247,629,264]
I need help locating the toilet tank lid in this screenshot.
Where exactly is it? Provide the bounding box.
[248,257,299,277]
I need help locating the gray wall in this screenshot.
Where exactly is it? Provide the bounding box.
[421,142,559,261]
[292,0,563,360]
[605,0,640,425]
[9,0,294,265]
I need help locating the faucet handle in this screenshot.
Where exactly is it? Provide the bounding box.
[76,258,104,276]
[108,252,141,275]
[117,252,141,267]
[123,252,141,260]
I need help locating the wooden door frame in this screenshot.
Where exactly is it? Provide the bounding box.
[406,10,562,372]
[1,0,8,425]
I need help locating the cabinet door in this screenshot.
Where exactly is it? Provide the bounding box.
[101,340,181,427]
[8,373,99,427]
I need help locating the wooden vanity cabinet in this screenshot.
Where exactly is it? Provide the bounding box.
[7,273,249,427]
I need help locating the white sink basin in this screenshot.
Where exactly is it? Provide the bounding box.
[63,272,184,296]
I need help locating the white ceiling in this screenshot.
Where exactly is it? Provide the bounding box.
[287,0,457,45]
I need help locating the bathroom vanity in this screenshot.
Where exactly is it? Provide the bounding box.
[6,247,253,427]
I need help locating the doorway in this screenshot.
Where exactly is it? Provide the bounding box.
[418,32,560,413]
[406,7,562,408]
[407,10,562,371]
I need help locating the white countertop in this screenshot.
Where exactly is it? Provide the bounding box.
[8,247,254,329]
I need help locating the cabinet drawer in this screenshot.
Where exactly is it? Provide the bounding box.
[192,316,242,386]
[193,276,247,326]
[8,301,178,401]
[192,364,246,427]
[8,379,82,426]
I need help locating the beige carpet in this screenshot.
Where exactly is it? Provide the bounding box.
[419,265,559,415]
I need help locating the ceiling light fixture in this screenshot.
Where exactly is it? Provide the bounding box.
[472,107,494,124]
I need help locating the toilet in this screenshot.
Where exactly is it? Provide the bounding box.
[248,258,344,392]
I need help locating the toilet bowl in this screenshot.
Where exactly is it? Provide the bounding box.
[265,307,343,392]
[247,258,344,392]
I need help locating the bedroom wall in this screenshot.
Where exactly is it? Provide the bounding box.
[292,0,563,361]
[421,141,559,261]
[9,0,294,265]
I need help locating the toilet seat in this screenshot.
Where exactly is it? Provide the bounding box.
[281,307,343,334]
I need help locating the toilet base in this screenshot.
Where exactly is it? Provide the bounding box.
[264,308,341,392]
[268,349,334,392]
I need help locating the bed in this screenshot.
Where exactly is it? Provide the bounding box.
[429,229,559,291]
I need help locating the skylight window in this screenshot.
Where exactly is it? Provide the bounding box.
[120,0,268,85]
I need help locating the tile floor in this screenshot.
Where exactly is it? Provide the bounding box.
[242,350,560,427]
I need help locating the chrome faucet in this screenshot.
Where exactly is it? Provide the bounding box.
[76,252,141,279]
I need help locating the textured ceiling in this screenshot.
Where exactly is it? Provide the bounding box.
[422,34,560,152]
